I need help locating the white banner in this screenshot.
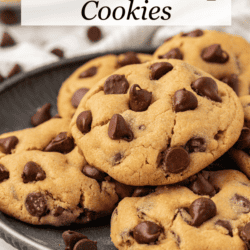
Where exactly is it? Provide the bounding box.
[21,0,231,26]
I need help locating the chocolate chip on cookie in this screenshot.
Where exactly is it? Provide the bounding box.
[133,221,162,244]
[117,52,141,68]
[158,48,183,60]
[114,181,134,199]
[104,74,129,95]
[87,26,102,42]
[51,48,64,58]
[150,62,173,80]
[220,74,239,95]
[25,192,47,217]
[76,111,92,134]
[215,220,233,237]
[230,194,250,214]
[182,29,204,37]
[185,137,206,153]
[71,88,89,108]
[132,186,155,197]
[82,165,106,181]
[191,77,222,102]
[174,88,198,112]
[44,132,74,154]
[0,32,15,47]
[62,230,88,250]
[7,64,21,78]
[240,222,250,247]
[189,197,216,227]
[52,206,65,217]
[0,164,9,183]
[108,114,133,142]
[129,84,152,112]
[79,66,97,78]
[0,136,18,154]
[31,103,52,127]
[201,44,229,64]
[21,161,46,183]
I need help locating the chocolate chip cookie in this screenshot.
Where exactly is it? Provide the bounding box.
[70,59,244,186]
[153,29,250,96]
[57,52,152,119]
[111,170,250,249]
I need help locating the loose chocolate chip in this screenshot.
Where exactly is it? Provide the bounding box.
[189,197,216,227]
[215,220,233,237]
[0,32,15,47]
[220,74,238,95]
[51,48,64,58]
[31,103,51,127]
[7,64,21,78]
[0,136,18,154]
[52,206,65,217]
[231,194,250,214]
[62,230,88,250]
[174,88,198,112]
[133,221,162,244]
[73,238,97,250]
[82,165,106,181]
[164,37,173,43]
[185,137,206,153]
[129,84,152,112]
[104,74,129,95]
[79,66,97,79]
[150,62,173,80]
[114,181,135,199]
[182,29,203,37]
[201,44,229,63]
[25,192,47,217]
[241,222,250,246]
[234,128,250,150]
[0,164,9,183]
[132,187,154,197]
[191,77,222,102]
[21,161,46,183]
[71,88,89,108]
[189,173,216,196]
[158,48,183,60]
[76,111,92,134]
[117,52,141,68]
[44,132,74,154]
[163,147,190,173]
[87,26,102,42]
[0,8,18,25]
[108,114,133,142]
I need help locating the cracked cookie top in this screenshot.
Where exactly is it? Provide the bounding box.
[57,52,152,119]
[153,29,250,97]
[111,170,250,250]
[70,59,243,186]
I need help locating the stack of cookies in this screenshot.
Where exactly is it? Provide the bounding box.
[1,29,250,250]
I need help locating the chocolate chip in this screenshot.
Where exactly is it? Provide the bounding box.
[231,194,250,214]
[108,114,133,142]
[73,238,97,250]
[189,197,216,227]
[220,74,238,95]
[133,221,162,244]
[0,136,18,154]
[0,74,4,83]
[182,29,203,37]
[132,187,154,197]
[104,74,129,95]
[7,64,21,78]
[71,88,89,109]
[163,147,190,173]
[201,44,229,63]
[117,52,141,68]
[52,114,61,119]
[79,66,97,78]
[0,8,18,25]
[129,84,152,112]
[62,230,88,250]
[51,48,64,58]
[25,192,47,217]
[76,111,92,134]
[241,222,250,247]
[150,62,173,80]
[52,206,65,217]
[31,103,51,127]
[189,173,216,196]
[191,77,222,102]
[82,165,106,181]
[21,161,46,183]
[0,32,15,47]
[113,152,123,165]
[44,132,74,154]
[0,164,9,183]
[215,220,233,237]
[185,137,206,153]
[174,88,198,112]
[158,48,183,60]
[234,128,250,150]
[114,181,134,199]
[87,26,102,42]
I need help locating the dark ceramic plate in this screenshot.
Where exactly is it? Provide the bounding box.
[0,49,154,250]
